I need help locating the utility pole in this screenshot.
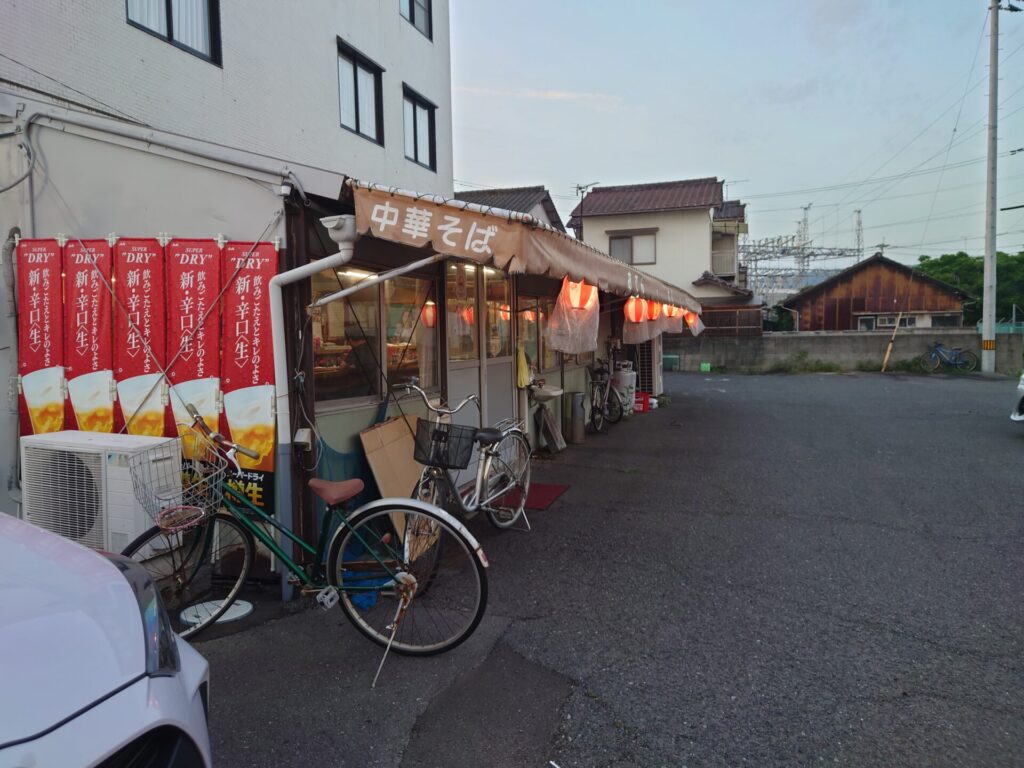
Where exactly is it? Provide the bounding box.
[574,182,599,243]
[854,210,863,262]
[982,0,1000,372]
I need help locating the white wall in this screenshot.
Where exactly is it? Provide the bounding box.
[0,0,453,196]
[581,208,717,298]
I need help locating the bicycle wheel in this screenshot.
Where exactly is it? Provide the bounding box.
[590,389,606,433]
[920,352,940,372]
[122,512,254,639]
[606,393,624,423]
[485,430,531,529]
[327,504,487,656]
[957,351,979,372]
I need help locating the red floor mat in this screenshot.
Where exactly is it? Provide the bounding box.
[501,483,569,511]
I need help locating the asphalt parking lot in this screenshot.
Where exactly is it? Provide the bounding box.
[201,372,1024,767]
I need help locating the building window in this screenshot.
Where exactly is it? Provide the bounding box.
[400,0,432,38]
[484,269,512,358]
[857,316,876,331]
[932,314,960,327]
[126,0,221,64]
[338,40,384,144]
[403,87,436,170]
[609,233,656,265]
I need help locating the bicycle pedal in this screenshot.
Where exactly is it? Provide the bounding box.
[315,586,340,610]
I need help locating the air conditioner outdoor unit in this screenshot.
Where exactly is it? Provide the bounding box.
[20,431,181,554]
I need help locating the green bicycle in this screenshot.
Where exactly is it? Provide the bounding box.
[121,404,488,657]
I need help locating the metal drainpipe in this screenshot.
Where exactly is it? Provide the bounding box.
[3,227,20,507]
[270,214,356,601]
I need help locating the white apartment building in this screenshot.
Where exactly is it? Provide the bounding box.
[0,0,454,522]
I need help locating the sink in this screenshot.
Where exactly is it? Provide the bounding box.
[531,386,563,404]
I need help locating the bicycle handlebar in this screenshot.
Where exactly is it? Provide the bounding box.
[400,378,480,417]
[184,403,261,460]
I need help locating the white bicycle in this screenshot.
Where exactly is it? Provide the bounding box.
[404,378,532,531]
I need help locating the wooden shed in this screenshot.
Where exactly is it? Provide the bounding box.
[780,253,969,332]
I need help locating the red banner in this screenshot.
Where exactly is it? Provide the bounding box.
[64,240,114,432]
[16,239,64,435]
[221,241,277,496]
[165,239,221,436]
[114,238,167,436]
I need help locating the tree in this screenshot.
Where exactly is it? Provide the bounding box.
[916,250,1024,325]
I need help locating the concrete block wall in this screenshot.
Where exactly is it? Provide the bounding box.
[664,329,1024,375]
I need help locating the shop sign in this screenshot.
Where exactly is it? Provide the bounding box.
[64,239,114,432]
[355,186,519,262]
[221,241,278,517]
[114,238,167,436]
[16,239,64,435]
[165,239,221,438]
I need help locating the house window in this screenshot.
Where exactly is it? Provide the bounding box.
[338,40,384,144]
[126,0,221,64]
[857,316,876,331]
[609,233,656,265]
[877,315,916,329]
[403,87,436,170]
[932,314,960,327]
[400,0,432,38]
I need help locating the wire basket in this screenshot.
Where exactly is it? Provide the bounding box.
[413,419,476,470]
[129,432,228,532]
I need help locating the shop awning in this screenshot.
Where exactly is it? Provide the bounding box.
[349,181,702,313]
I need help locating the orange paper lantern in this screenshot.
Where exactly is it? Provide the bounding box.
[566,278,596,309]
[499,303,511,321]
[421,300,437,328]
[646,300,662,321]
[624,296,647,323]
[462,306,475,326]
[682,310,697,328]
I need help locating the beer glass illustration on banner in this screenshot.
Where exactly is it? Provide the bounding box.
[170,378,220,458]
[22,366,65,434]
[223,385,275,470]
[117,373,166,436]
[67,370,115,433]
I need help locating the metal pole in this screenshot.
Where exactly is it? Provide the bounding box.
[982,0,999,372]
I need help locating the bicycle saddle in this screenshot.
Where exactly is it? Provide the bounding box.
[308,478,365,506]
[474,427,502,446]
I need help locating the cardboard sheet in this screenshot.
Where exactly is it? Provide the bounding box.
[359,414,423,499]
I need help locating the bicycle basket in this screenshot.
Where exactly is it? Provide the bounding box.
[413,418,476,470]
[128,432,229,532]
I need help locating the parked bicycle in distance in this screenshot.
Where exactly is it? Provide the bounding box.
[919,341,979,373]
[404,378,532,531]
[122,403,488,661]
[587,359,628,432]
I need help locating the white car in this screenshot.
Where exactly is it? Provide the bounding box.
[0,515,211,768]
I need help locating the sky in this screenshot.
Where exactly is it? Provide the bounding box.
[449,0,1024,268]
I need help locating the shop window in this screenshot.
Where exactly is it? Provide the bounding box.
[518,295,560,374]
[400,0,432,38]
[126,0,221,64]
[484,269,512,358]
[447,263,478,361]
[338,40,384,144]
[385,275,439,389]
[312,267,382,401]
[540,297,558,371]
